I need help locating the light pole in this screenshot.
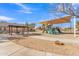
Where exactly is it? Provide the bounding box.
[73,16,76,37]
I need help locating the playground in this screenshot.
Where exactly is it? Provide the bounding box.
[0,3,79,56]
[0,15,79,56]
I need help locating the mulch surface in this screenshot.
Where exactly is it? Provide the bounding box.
[8,37,79,56]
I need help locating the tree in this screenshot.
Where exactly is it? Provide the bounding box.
[25,22,29,26]
[29,23,35,31]
[76,22,79,30]
[30,23,35,28]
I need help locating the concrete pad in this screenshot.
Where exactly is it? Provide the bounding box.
[0,41,14,47]
[46,53,60,56]
[11,48,46,56]
[0,42,24,56]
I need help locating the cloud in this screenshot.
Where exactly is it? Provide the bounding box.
[17,21,25,24]
[0,16,14,21]
[72,3,77,6]
[15,3,32,14]
[18,10,32,14]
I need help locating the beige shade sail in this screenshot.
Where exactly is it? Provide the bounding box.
[39,16,72,25]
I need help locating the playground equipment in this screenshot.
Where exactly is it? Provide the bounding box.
[42,24,62,35]
[46,26,61,35]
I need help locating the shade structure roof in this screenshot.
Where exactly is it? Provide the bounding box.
[39,16,72,25]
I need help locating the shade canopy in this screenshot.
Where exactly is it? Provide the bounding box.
[39,16,72,25]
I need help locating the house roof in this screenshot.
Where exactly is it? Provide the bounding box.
[0,22,25,27]
[8,24,27,28]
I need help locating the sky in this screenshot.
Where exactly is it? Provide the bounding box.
[0,3,79,27]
